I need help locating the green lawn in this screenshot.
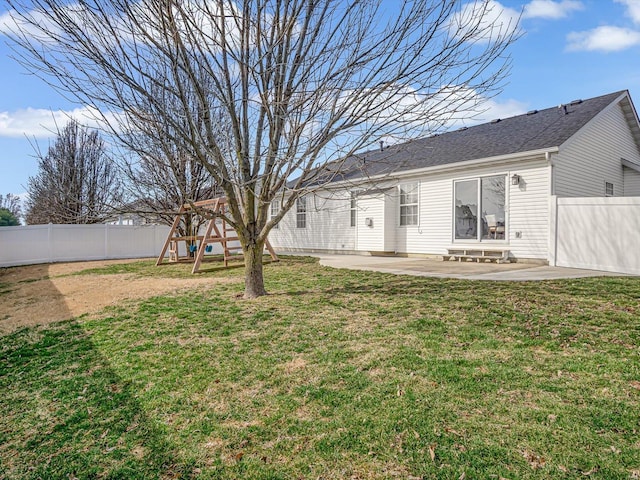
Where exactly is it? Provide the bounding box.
[1,257,639,479]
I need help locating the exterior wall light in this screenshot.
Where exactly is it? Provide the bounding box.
[511,174,521,186]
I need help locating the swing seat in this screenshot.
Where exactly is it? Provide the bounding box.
[205,245,213,253]
[189,244,198,253]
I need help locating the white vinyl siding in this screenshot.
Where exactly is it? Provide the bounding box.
[270,158,550,260]
[355,194,386,251]
[352,188,397,252]
[384,193,398,251]
[268,191,356,251]
[624,169,640,196]
[555,101,640,197]
[394,158,550,260]
[508,161,550,260]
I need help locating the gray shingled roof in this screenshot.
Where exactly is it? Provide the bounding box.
[320,90,627,183]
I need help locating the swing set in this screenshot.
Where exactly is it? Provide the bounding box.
[156,197,279,274]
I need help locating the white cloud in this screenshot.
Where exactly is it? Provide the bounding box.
[0,6,78,42]
[337,84,525,134]
[444,96,528,129]
[1,1,244,53]
[0,106,120,138]
[615,0,640,24]
[523,0,583,20]
[449,0,520,43]
[477,97,529,121]
[0,8,36,37]
[566,25,640,52]
[398,85,527,130]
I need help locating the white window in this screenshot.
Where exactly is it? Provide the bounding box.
[270,201,280,229]
[605,181,614,197]
[296,196,307,228]
[399,183,419,226]
[350,192,356,227]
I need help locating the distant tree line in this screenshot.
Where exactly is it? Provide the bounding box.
[14,118,219,229]
[25,120,122,224]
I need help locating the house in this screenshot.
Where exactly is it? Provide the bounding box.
[268,90,640,273]
[104,199,165,226]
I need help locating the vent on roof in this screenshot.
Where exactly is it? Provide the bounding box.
[526,109,538,115]
[570,99,583,105]
[559,104,568,115]
[457,126,468,131]
[490,118,501,124]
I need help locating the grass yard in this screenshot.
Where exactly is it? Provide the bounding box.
[1,256,639,479]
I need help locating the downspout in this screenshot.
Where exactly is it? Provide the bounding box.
[547,151,555,196]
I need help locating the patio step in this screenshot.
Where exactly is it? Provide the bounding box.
[443,248,510,264]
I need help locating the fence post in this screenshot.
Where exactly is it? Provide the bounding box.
[47,223,53,264]
[104,224,109,259]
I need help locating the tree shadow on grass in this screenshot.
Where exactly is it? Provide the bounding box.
[0,264,74,335]
[0,319,188,479]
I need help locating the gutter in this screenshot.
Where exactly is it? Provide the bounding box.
[322,146,560,189]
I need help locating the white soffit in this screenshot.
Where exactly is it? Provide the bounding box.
[621,157,640,173]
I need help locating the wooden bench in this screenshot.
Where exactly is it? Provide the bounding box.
[443,248,510,263]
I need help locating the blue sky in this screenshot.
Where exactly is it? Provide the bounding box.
[1,0,639,196]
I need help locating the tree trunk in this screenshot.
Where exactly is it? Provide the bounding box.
[243,239,267,298]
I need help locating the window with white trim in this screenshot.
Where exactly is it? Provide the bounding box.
[399,183,419,226]
[350,191,356,227]
[605,181,614,197]
[270,201,280,229]
[296,196,307,228]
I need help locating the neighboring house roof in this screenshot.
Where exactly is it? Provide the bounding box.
[311,90,638,185]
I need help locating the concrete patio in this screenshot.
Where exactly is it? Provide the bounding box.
[279,252,627,281]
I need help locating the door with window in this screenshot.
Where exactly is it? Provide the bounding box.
[454,175,506,241]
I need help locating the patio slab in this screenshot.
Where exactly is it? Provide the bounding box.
[278,252,626,281]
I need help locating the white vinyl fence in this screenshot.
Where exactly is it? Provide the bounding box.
[0,224,172,268]
[551,196,640,275]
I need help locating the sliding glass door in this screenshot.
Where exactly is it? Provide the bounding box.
[454,179,478,240]
[454,175,506,241]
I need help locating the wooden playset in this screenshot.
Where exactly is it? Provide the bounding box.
[156,197,278,273]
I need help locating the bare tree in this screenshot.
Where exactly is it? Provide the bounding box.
[119,69,224,240]
[5,0,518,297]
[122,149,219,234]
[0,193,22,219]
[25,120,121,224]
